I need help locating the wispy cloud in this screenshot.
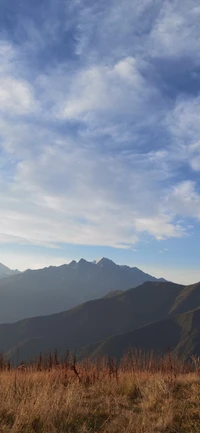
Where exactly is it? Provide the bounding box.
[0,0,200,258]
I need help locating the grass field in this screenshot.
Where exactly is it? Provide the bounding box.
[0,351,200,432]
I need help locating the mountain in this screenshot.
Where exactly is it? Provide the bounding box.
[89,307,200,361]
[0,263,20,280]
[0,280,186,363]
[0,257,166,323]
[170,282,200,316]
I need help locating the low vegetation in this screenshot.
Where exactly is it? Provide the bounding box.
[0,350,200,432]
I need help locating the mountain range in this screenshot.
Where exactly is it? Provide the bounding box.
[0,257,165,323]
[1,257,200,364]
[1,279,200,363]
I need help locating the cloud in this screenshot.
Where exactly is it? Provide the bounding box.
[0,41,36,116]
[149,0,200,58]
[61,57,154,123]
[165,96,200,173]
[74,0,159,61]
[169,96,200,141]
[189,142,200,171]
[134,216,184,240]
[167,181,200,219]
[0,77,36,115]
[0,0,200,255]
[0,128,196,249]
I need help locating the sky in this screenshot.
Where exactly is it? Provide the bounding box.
[0,0,200,284]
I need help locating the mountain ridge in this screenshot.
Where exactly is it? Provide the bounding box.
[0,257,167,323]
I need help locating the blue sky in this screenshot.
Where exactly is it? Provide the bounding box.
[0,0,200,284]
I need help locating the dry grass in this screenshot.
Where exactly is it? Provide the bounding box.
[0,353,200,432]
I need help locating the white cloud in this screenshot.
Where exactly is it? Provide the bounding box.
[149,0,200,58]
[165,96,200,172]
[74,0,157,61]
[167,181,200,219]
[0,41,16,73]
[0,127,197,250]
[134,216,184,240]
[169,97,200,141]
[0,77,36,115]
[73,0,200,67]
[0,40,36,116]
[62,56,152,122]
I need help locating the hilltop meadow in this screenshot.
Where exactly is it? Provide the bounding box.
[0,350,200,433]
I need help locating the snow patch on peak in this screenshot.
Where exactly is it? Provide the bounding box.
[94,257,104,265]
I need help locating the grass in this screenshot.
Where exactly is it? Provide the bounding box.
[0,352,200,432]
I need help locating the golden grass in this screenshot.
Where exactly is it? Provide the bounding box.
[0,355,200,433]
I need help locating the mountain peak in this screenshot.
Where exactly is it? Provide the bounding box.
[0,262,20,279]
[68,260,77,268]
[94,257,116,267]
[0,262,10,272]
[78,258,88,265]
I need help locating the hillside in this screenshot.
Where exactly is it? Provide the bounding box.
[0,280,184,362]
[170,281,200,315]
[90,307,200,361]
[0,257,166,323]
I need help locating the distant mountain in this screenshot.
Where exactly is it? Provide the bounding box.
[0,257,166,323]
[0,263,20,280]
[0,280,186,363]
